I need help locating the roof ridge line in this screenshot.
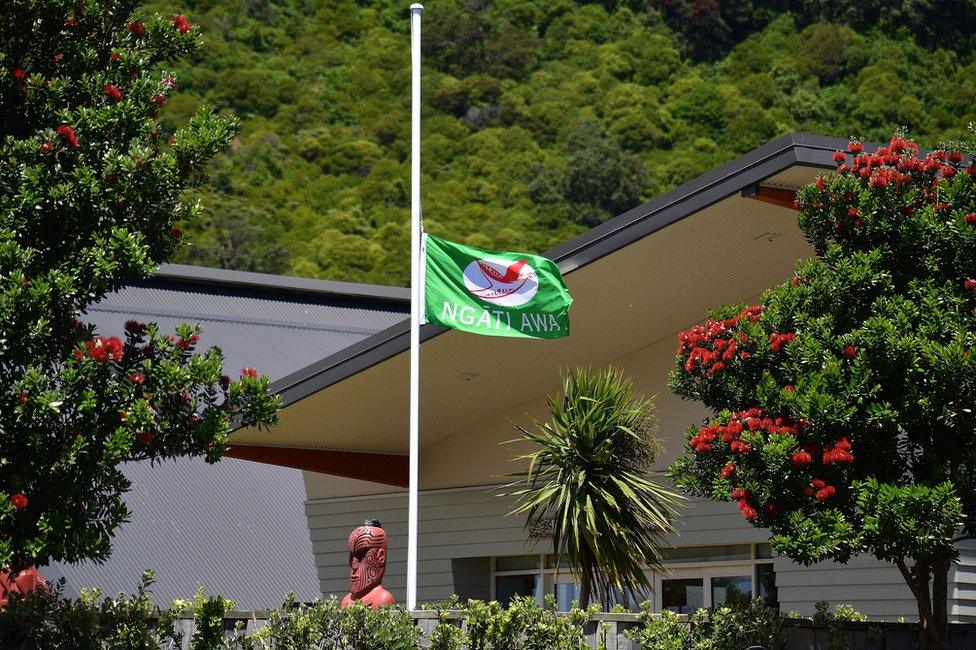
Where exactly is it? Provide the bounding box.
[153,264,410,303]
[264,132,847,411]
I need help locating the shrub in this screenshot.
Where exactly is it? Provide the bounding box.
[0,571,180,649]
[625,607,691,650]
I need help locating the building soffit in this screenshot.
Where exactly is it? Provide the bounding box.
[230,133,850,467]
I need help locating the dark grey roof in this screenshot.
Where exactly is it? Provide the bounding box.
[269,132,848,409]
[44,265,409,609]
[43,457,321,609]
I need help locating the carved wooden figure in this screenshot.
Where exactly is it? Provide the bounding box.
[341,519,395,608]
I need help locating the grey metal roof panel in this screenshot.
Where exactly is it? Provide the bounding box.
[268,132,849,409]
[42,456,321,609]
[155,263,411,303]
[85,271,409,382]
[46,267,407,607]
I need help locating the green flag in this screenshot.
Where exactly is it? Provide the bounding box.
[423,234,572,339]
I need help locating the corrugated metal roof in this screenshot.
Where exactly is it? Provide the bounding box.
[42,266,408,609]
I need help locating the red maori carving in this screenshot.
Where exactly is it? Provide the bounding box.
[0,567,45,608]
[341,519,395,608]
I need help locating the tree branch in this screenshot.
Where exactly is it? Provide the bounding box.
[897,558,935,632]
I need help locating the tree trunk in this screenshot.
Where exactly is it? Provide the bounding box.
[578,545,593,609]
[929,558,950,650]
[897,558,950,650]
[579,570,591,609]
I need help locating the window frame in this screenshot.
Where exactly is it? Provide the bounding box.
[654,542,775,612]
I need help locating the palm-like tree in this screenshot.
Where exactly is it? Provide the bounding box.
[503,367,684,608]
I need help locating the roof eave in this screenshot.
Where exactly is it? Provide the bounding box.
[264,132,848,410]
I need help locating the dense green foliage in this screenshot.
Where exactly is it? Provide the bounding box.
[503,367,682,608]
[627,599,784,650]
[143,0,976,285]
[1,580,879,650]
[0,0,279,571]
[667,133,976,649]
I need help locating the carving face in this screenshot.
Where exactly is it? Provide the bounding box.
[347,525,387,598]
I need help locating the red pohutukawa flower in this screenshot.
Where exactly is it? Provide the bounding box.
[769,332,797,352]
[127,372,144,385]
[844,344,857,358]
[124,320,146,335]
[848,141,864,153]
[730,439,752,453]
[38,142,53,153]
[81,336,124,364]
[172,333,200,350]
[720,462,736,479]
[815,485,836,501]
[103,84,122,101]
[128,20,144,35]
[823,437,854,464]
[832,151,846,164]
[730,488,750,500]
[56,125,78,148]
[172,14,192,33]
[677,305,763,375]
[790,448,813,466]
[9,493,28,510]
[241,367,259,379]
[12,68,26,80]
[965,279,976,292]
[965,213,976,225]
[738,501,758,521]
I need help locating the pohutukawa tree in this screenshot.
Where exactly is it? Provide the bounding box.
[0,1,279,572]
[668,133,976,649]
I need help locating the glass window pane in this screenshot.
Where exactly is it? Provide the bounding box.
[756,563,778,609]
[546,554,577,570]
[495,555,540,572]
[662,578,704,614]
[495,574,541,605]
[711,576,752,607]
[554,582,580,611]
[755,543,773,559]
[659,544,752,564]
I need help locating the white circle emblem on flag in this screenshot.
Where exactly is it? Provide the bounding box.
[463,257,539,307]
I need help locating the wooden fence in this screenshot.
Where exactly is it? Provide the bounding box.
[167,611,976,649]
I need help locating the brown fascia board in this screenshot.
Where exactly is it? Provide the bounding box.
[264,132,850,411]
[151,263,410,306]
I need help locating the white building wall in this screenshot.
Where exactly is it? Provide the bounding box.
[302,313,970,621]
[305,483,926,620]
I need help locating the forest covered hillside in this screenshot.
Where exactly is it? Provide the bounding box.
[148,0,976,286]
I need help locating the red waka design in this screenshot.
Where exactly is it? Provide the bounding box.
[341,520,395,609]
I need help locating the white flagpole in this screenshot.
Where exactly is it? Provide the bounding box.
[407,2,423,612]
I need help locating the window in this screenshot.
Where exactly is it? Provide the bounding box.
[492,555,582,610]
[710,575,752,607]
[492,555,543,606]
[756,562,777,608]
[662,578,704,613]
[654,543,778,612]
[554,581,580,612]
[495,573,541,605]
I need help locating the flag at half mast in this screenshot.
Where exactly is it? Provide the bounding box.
[423,234,573,339]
